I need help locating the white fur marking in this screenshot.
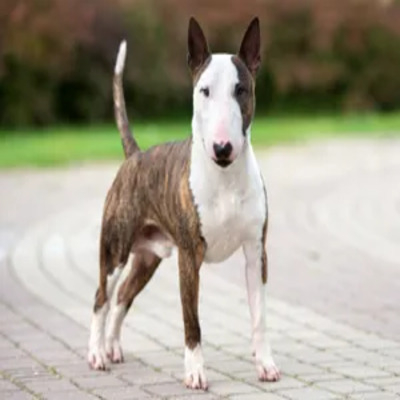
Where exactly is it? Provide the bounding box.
[107,267,122,297]
[115,40,127,75]
[88,267,123,369]
[146,240,173,258]
[243,242,280,382]
[133,236,174,259]
[105,303,126,363]
[132,221,174,259]
[138,238,173,259]
[184,345,208,390]
[88,304,108,369]
[192,54,244,162]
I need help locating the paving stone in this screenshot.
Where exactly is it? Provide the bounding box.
[25,378,79,394]
[367,377,400,387]
[4,367,49,381]
[355,339,399,351]
[280,360,325,376]
[71,374,125,389]
[119,368,177,386]
[43,390,99,400]
[299,373,346,384]
[316,379,378,394]
[291,349,345,364]
[172,395,220,400]
[0,378,20,392]
[2,358,43,370]
[331,366,392,379]
[380,348,400,360]
[54,362,107,379]
[229,394,287,400]
[279,386,339,399]
[1,392,35,400]
[236,371,305,390]
[211,359,253,374]
[383,364,400,375]
[93,385,152,399]
[16,374,59,384]
[383,384,400,395]
[0,347,26,360]
[137,350,182,368]
[209,380,258,396]
[203,347,234,362]
[349,392,400,400]
[143,382,198,397]
[36,350,83,364]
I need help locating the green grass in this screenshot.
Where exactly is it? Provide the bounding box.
[0,113,399,168]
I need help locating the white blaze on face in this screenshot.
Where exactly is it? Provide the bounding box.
[192,54,244,162]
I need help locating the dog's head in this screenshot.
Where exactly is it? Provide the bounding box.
[188,17,261,168]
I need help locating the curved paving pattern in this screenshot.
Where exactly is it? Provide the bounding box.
[1,139,400,399]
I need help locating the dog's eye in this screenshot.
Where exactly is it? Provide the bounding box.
[235,84,247,97]
[200,87,210,97]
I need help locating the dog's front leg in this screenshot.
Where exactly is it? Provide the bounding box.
[178,243,207,390]
[243,240,281,382]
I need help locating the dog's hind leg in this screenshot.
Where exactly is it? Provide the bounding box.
[88,214,135,370]
[88,267,123,370]
[105,250,161,363]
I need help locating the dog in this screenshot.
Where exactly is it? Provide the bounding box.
[87,17,281,390]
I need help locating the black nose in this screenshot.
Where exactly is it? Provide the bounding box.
[213,142,233,160]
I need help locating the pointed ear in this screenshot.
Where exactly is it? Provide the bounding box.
[187,17,210,74]
[238,17,261,77]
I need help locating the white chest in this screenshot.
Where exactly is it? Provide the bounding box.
[190,146,266,263]
[198,188,264,263]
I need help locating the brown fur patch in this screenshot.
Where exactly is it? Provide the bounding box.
[117,250,161,310]
[180,178,191,212]
[178,240,206,349]
[231,56,255,136]
[93,287,107,312]
[261,219,268,284]
[261,183,268,284]
[192,56,211,87]
[113,73,139,158]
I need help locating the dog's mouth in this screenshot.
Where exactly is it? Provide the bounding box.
[214,159,232,168]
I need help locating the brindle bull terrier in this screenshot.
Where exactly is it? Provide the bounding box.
[88,17,281,390]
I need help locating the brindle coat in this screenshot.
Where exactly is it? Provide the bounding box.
[94,138,207,348]
[92,16,268,367]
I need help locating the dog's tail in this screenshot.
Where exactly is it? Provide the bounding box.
[113,41,139,158]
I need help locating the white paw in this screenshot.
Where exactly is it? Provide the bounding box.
[184,345,208,390]
[88,344,108,370]
[185,367,208,390]
[105,339,124,363]
[256,357,281,382]
[185,369,208,390]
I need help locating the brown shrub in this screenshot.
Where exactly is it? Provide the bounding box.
[0,0,399,126]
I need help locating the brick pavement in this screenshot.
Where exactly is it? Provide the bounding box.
[1,139,400,399]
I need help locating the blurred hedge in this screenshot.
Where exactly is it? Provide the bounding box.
[1,0,400,127]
